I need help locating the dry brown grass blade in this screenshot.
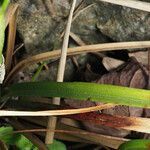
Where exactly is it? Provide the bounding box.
[5,4,18,73]
[21,117,129,149]
[14,129,96,136]
[5,41,150,84]
[0,104,115,116]
[98,0,150,12]
[70,32,86,46]
[3,105,150,134]
[58,123,128,149]
[0,140,8,150]
[12,128,123,149]
[13,43,24,55]
[5,4,19,28]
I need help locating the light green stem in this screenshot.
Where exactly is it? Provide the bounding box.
[0,0,9,64]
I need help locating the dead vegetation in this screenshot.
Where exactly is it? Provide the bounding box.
[0,0,150,149]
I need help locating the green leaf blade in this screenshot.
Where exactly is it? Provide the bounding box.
[0,0,9,64]
[8,82,150,108]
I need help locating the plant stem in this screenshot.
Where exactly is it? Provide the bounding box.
[45,0,77,144]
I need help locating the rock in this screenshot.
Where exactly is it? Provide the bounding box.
[16,58,76,82]
[95,0,150,42]
[10,0,109,82]
[10,0,112,82]
[11,0,110,55]
[11,0,69,55]
[11,0,150,54]
[37,58,76,81]
[71,3,109,44]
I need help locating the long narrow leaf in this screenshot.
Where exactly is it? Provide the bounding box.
[0,0,9,64]
[8,82,150,108]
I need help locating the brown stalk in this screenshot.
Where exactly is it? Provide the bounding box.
[13,43,24,55]
[12,128,115,137]
[69,32,86,68]
[70,32,86,46]
[5,4,19,28]
[98,0,150,12]
[45,0,77,144]
[0,140,8,150]
[5,41,150,84]
[5,4,18,73]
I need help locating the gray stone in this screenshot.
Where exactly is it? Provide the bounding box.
[71,3,109,44]
[17,58,77,82]
[11,0,110,55]
[10,0,109,82]
[11,0,69,54]
[95,0,150,41]
[11,0,150,55]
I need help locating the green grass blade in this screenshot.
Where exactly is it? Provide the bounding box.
[0,0,9,14]
[119,140,150,150]
[0,0,9,64]
[0,14,5,64]
[31,62,46,82]
[8,82,150,108]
